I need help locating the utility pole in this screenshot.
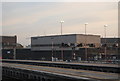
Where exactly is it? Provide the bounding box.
[13,43,16,60]
[51,38,54,61]
[104,24,107,62]
[85,23,88,61]
[60,20,64,61]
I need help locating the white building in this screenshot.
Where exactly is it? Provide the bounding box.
[31,34,100,51]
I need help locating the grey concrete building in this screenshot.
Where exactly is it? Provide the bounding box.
[101,38,119,47]
[31,34,100,51]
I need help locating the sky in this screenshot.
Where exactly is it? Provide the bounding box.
[1,1,118,46]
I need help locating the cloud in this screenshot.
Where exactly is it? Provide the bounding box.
[1,0,119,2]
[2,3,71,26]
[2,2,118,46]
[3,2,118,26]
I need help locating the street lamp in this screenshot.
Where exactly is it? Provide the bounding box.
[51,38,54,61]
[104,24,108,61]
[13,43,17,60]
[60,21,64,35]
[60,20,64,61]
[85,23,88,61]
[104,25,107,38]
[85,23,88,35]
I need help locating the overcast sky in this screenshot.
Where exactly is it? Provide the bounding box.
[1,2,118,46]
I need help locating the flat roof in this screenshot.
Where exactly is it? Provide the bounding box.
[31,34,100,38]
[0,36,17,38]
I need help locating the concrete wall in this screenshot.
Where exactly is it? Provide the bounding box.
[31,34,101,51]
[31,34,76,51]
[76,34,100,47]
[2,48,85,61]
[2,48,119,61]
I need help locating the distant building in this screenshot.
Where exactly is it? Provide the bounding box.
[31,34,101,51]
[2,35,119,61]
[0,35,17,49]
[0,35,23,49]
[101,38,119,47]
[100,38,119,60]
[25,45,31,48]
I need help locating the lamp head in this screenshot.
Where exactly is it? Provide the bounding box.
[60,21,64,23]
[85,23,88,25]
[104,25,108,27]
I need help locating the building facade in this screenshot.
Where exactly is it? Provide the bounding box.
[100,38,119,60]
[101,38,119,47]
[31,34,100,51]
[2,35,119,61]
[0,36,17,49]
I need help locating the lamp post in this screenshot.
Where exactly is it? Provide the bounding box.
[114,41,118,61]
[51,38,54,61]
[13,43,17,60]
[60,20,64,61]
[104,24,108,61]
[85,23,88,61]
[60,21,64,35]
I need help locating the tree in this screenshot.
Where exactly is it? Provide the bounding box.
[61,43,70,47]
[102,44,107,47]
[76,43,83,47]
[89,44,95,47]
[112,44,118,47]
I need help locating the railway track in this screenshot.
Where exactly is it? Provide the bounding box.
[2,59,119,73]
